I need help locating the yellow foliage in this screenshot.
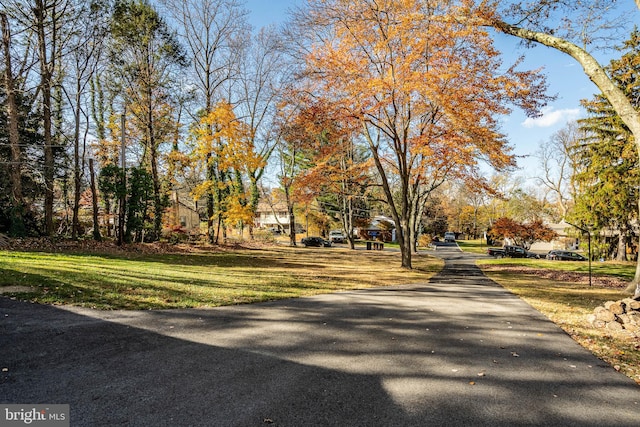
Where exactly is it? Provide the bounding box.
[191,100,266,174]
[191,182,213,202]
[224,197,255,225]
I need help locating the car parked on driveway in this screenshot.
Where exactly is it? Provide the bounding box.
[301,236,332,247]
[546,250,587,261]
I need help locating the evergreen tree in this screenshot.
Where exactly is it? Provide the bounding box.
[0,82,43,236]
[108,0,187,241]
[571,29,640,261]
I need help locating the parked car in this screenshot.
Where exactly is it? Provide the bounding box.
[301,236,332,247]
[546,250,587,261]
[487,245,528,258]
[444,232,456,242]
[329,230,347,243]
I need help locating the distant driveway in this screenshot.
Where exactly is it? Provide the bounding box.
[2,244,639,426]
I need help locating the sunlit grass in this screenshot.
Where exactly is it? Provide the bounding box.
[0,247,442,310]
[455,238,491,254]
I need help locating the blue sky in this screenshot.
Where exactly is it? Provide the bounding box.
[244,0,629,181]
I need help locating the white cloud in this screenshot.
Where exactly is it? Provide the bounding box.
[521,107,581,128]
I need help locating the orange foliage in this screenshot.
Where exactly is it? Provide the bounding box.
[282,98,372,204]
[490,217,557,248]
[302,0,550,181]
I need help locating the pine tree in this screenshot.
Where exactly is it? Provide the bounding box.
[571,29,640,261]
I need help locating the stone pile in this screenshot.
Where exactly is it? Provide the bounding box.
[587,298,640,334]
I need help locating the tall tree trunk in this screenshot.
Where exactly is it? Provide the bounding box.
[365,129,411,268]
[284,185,296,247]
[89,159,101,241]
[35,0,55,236]
[72,89,82,239]
[248,172,263,239]
[1,13,25,236]
[206,154,215,243]
[150,142,162,239]
[147,81,163,240]
[616,229,627,262]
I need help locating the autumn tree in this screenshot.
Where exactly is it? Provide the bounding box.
[297,0,549,268]
[285,98,372,249]
[191,100,264,242]
[161,0,248,240]
[274,103,314,247]
[233,27,288,238]
[489,217,557,250]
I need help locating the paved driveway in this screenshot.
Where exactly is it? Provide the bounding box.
[2,244,639,426]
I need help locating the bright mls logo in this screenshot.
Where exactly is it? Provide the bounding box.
[1,405,69,426]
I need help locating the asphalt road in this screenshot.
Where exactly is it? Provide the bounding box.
[2,243,640,426]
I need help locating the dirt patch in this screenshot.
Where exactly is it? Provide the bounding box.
[479,265,627,289]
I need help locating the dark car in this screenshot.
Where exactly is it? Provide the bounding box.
[301,236,332,247]
[546,250,587,261]
[487,245,527,258]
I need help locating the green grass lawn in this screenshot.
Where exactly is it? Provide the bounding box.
[455,238,491,254]
[0,246,442,309]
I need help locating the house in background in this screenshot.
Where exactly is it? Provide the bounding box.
[255,201,288,232]
[530,220,579,252]
[169,190,205,234]
[254,201,305,234]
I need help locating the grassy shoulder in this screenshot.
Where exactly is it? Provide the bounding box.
[465,242,640,385]
[0,245,442,310]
